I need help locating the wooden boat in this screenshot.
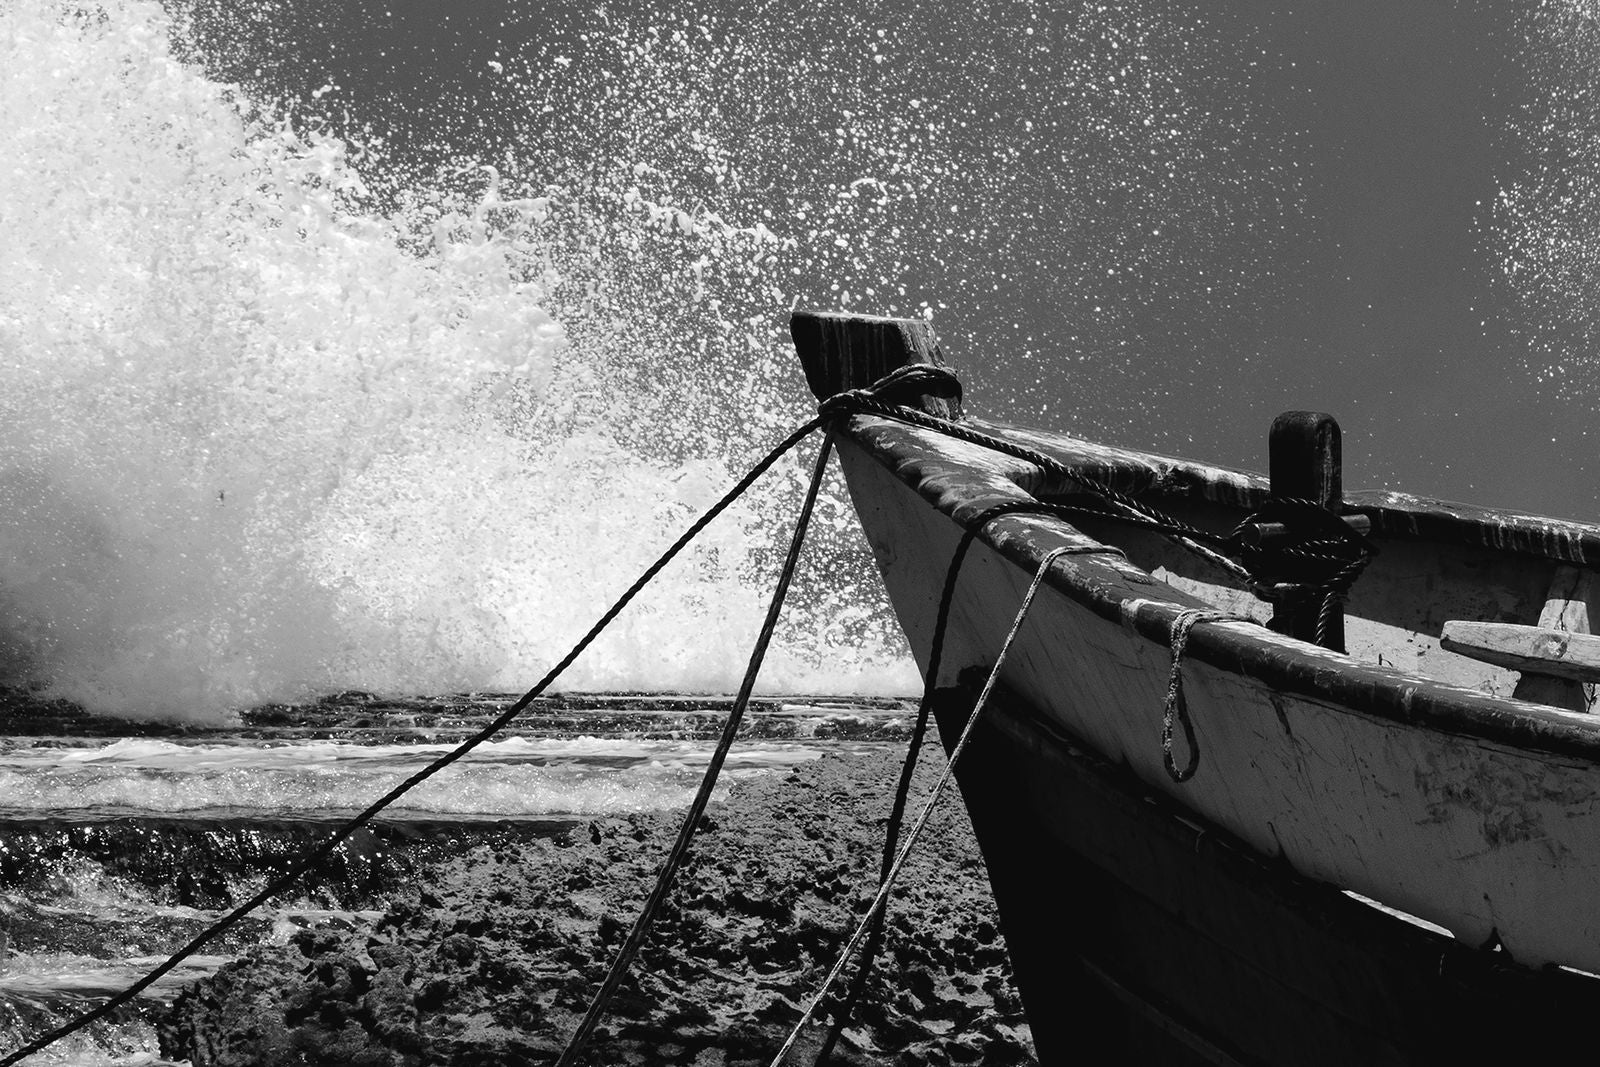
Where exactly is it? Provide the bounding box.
[789,310,1600,1066]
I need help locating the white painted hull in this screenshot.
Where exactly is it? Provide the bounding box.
[835,427,1600,974]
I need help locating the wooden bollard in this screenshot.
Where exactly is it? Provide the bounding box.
[1267,411,1345,651]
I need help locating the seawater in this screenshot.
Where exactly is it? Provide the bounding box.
[0,1,957,1059]
[0,735,822,820]
[1,0,929,721]
[0,695,914,1065]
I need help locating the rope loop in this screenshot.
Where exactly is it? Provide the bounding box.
[1161,609,1244,784]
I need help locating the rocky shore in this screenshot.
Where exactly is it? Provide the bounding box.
[157,741,1037,1066]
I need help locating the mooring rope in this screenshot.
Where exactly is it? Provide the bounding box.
[823,371,1376,615]
[0,414,834,1067]
[553,432,836,1067]
[0,365,958,1065]
[768,546,1076,1067]
[2,360,1372,1065]
[812,501,1126,1065]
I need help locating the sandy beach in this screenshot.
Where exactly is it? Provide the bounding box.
[157,739,1037,1066]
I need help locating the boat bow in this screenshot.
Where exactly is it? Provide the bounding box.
[792,309,1600,976]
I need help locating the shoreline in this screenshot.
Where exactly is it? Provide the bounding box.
[157,741,1036,1065]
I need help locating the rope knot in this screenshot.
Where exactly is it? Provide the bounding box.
[1231,497,1376,647]
[1231,497,1376,592]
[817,364,963,419]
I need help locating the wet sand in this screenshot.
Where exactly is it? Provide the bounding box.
[157,740,1036,1065]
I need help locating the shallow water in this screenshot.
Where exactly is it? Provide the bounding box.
[0,735,825,821]
[0,693,913,1064]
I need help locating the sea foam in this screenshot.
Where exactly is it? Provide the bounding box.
[0,0,917,720]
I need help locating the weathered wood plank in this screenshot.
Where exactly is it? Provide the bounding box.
[1511,566,1599,711]
[1441,619,1600,683]
[934,678,1600,1067]
[788,310,961,419]
[1529,564,1599,634]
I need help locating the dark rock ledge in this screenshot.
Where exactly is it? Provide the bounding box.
[158,745,1037,1066]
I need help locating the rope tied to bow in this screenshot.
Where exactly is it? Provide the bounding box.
[6,357,1372,1066]
[817,366,1377,625]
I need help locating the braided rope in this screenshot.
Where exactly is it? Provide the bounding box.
[823,378,1376,637]
[769,546,1077,1067]
[813,502,1125,1065]
[1161,609,1248,783]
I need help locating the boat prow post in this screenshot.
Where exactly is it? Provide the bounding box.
[790,310,963,421]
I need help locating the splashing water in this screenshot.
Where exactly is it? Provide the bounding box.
[0,0,1309,720]
[0,0,918,718]
[0,735,828,819]
[1493,0,1600,388]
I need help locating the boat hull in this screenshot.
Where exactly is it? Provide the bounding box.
[834,432,1600,971]
[791,309,1600,1060]
[933,675,1600,1065]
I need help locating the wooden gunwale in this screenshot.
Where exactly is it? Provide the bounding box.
[980,416,1600,565]
[840,413,1600,765]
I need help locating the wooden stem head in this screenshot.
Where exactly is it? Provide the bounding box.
[790,310,963,420]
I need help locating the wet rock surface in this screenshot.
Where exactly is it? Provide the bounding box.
[0,688,918,743]
[158,743,1036,1065]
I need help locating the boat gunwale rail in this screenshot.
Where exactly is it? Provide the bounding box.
[992,416,1600,567]
[841,413,1600,766]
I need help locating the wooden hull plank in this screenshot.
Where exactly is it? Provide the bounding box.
[933,678,1600,1066]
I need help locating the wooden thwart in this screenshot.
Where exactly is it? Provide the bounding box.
[1440,622,1600,683]
[1441,565,1600,712]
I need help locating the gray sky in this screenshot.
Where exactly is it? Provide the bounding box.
[177,0,1600,520]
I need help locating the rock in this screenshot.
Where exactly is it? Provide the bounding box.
[158,745,1036,1065]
